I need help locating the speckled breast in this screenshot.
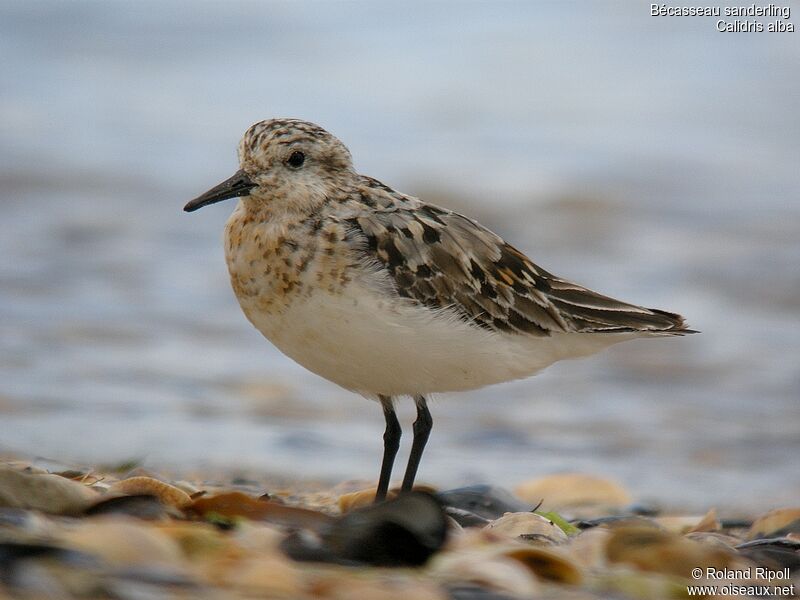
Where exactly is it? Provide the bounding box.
[223,202,355,337]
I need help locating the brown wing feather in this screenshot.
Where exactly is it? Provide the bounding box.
[345,181,693,337]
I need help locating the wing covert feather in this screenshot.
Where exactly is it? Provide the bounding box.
[344,182,691,336]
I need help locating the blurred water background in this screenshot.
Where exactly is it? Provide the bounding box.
[1,1,798,512]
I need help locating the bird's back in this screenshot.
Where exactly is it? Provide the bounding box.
[343,176,693,338]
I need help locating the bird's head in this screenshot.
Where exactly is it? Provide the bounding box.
[184,118,354,214]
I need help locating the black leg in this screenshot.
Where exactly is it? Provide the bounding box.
[375,395,401,502]
[401,395,432,492]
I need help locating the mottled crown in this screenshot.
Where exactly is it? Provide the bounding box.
[238,118,353,175]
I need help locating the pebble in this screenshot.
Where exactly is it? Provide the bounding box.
[0,465,97,515]
[284,491,448,566]
[1,457,795,599]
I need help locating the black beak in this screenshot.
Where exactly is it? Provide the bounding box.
[184,169,257,212]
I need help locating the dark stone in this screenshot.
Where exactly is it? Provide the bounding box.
[84,494,178,520]
[736,538,800,573]
[0,508,39,530]
[574,515,661,530]
[0,542,98,585]
[444,506,490,528]
[719,518,753,529]
[282,492,447,567]
[447,584,521,600]
[437,485,530,521]
[106,564,200,587]
[627,503,661,517]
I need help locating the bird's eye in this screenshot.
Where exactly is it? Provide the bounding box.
[287,151,305,169]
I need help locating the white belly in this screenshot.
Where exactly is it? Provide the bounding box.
[238,279,634,397]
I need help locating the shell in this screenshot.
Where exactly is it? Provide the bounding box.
[232,520,287,552]
[747,507,800,539]
[339,484,438,513]
[58,516,185,567]
[569,527,612,570]
[0,465,97,516]
[595,567,693,599]
[191,491,332,528]
[655,515,718,534]
[106,476,193,509]
[156,521,234,562]
[428,550,540,597]
[485,512,568,544]
[338,487,384,512]
[309,575,446,600]
[688,508,721,533]
[514,473,631,512]
[503,545,583,584]
[222,555,304,597]
[684,531,743,549]
[605,526,734,578]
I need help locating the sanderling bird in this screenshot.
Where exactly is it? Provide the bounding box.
[185,118,694,502]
